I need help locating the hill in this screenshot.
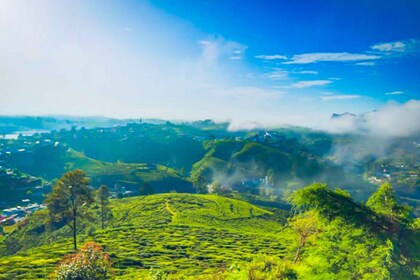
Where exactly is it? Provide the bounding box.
[190,139,327,192]
[0,194,291,279]
[6,147,193,199]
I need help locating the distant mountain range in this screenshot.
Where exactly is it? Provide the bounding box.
[331,112,356,119]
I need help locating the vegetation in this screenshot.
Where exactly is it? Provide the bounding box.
[0,182,418,279]
[45,170,94,250]
[52,242,113,280]
[1,121,418,211]
[0,120,419,279]
[0,193,291,279]
[97,185,110,230]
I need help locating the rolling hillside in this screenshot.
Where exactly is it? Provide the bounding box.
[7,147,193,194]
[0,194,291,279]
[190,140,325,189]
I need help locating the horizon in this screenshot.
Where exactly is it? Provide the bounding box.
[0,0,419,131]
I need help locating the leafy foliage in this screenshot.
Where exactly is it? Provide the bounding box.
[367,182,412,227]
[45,170,94,250]
[220,256,297,280]
[0,194,290,279]
[287,183,419,279]
[53,242,113,280]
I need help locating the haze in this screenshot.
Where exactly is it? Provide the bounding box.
[0,0,419,133]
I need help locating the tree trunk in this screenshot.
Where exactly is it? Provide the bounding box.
[293,246,302,263]
[101,199,105,229]
[73,206,77,251]
[293,237,305,263]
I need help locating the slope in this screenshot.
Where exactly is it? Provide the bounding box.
[7,147,193,194]
[0,194,291,279]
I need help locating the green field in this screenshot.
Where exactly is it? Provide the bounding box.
[0,194,291,279]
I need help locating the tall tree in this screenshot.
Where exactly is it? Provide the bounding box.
[45,169,93,250]
[367,182,411,232]
[97,185,110,229]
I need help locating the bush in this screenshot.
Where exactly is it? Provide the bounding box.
[53,242,113,279]
[149,268,168,280]
[220,256,297,280]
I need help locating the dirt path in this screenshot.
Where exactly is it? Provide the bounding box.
[165,200,177,222]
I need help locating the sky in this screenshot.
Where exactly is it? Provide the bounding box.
[0,0,419,130]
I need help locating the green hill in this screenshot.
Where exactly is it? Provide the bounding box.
[191,140,324,189]
[0,194,291,279]
[8,148,193,194]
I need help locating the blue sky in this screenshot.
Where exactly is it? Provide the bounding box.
[0,0,419,129]
[150,0,420,100]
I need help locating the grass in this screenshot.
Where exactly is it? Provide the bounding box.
[0,194,292,279]
[65,149,182,181]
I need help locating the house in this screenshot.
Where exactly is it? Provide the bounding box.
[1,214,18,225]
[24,203,41,213]
[2,206,25,217]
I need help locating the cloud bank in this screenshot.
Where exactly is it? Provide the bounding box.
[325,99,420,138]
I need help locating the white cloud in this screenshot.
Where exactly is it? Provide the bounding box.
[321,94,362,101]
[370,39,419,58]
[283,52,380,64]
[362,100,420,137]
[263,69,289,80]
[295,70,318,74]
[255,54,288,60]
[285,80,332,88]
[263,39,418,65]
[385,91,404,95]
[355,61,375,66]
[371,41,407,52]
[324,100,420,138]
[198,36,247,63]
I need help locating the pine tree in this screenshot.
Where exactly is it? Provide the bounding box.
[45,170,93,250]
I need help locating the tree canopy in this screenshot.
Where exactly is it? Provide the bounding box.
[45,169,94,250]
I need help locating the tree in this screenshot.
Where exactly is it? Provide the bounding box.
[97,185,110,230]
[367,182,411,232]
[289,211,318,263]
[45,169,93,250]
[139,182,154,195]
[54,242,113,280]
[191,174,208,194]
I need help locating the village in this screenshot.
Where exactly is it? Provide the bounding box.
[0,201,45,235]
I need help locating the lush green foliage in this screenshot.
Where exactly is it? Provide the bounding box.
[0,194,291,279]
[367,182,412,227]
[53,242,113,280]
[1,183,419,279]
[288,183,419,279]
[45,170,94,250]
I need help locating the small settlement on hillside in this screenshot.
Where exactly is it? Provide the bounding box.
[0,202,45,226]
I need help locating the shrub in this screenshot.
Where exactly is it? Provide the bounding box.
[220,256,297,280]
[149,268,169,280]
[53,242,113,279]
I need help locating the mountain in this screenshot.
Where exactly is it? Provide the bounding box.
[330,112,356,119]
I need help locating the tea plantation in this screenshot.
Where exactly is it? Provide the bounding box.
[0,194,292,279]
